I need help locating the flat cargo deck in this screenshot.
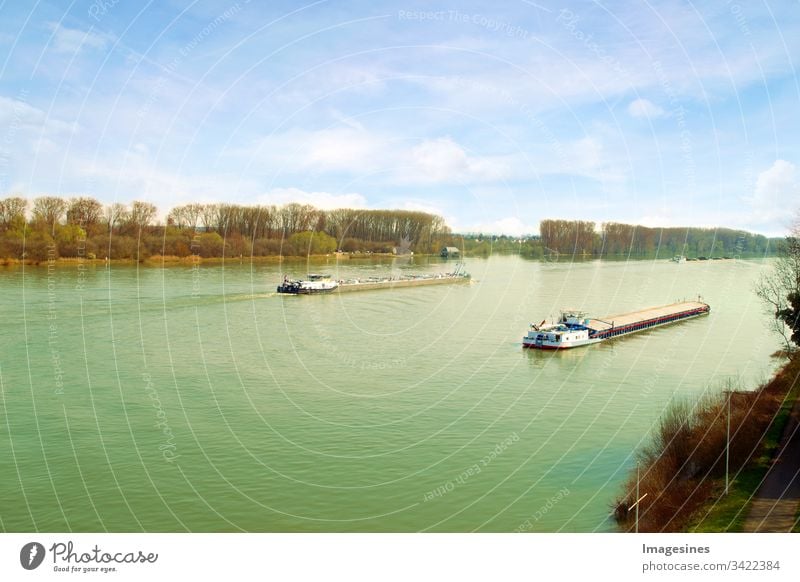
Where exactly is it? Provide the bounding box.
[587,301,708,332]
[336,275,470,293]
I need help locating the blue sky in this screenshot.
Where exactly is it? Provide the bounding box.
[0,0,798,236]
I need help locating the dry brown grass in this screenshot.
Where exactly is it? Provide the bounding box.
[613,355,800,532]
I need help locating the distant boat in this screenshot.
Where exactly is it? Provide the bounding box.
[277,266,471,295]
[277,273,338,294]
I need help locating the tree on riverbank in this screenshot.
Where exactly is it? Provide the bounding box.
[0,194,782,263]
[0,195,451,262]
[539,219,776,258]
[756,213,800,351]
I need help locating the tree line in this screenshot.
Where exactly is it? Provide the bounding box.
[0,196,451,262]
[538,219,776,258]
[0,196,780,263]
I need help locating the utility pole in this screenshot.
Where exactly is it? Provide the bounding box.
[725,391,731,495]
[628,472,648,533]
[635,465,640,533]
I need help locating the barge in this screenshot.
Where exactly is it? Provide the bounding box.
[277,273,339,294]
[277,266,470,295]
[522,300,710,349]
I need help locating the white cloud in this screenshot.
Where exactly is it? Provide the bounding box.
[749,159,798,221]
[638,213,675,228]
[468,216,536,236]
[555,135,627,185]
[258,187,367,210]
[410,137,470,182]
[627,98,665,119]
[0,96,76,133]
[76,146,261,212]
[407,137,512,184]
[246,130,514,185]
[244,127,389,174]
[570,136,602,168]
[304,128,385,172]
[397,200,447,216]
[47,22,109,54]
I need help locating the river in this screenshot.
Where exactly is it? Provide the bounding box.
[0,254,781,531]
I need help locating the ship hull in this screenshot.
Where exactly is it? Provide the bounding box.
[277,287,336,295]
[522,338,600,349]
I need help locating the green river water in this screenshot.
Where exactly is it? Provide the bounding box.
[0,255,781,532]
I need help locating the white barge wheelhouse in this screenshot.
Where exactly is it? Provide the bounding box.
[523,301,710,350]
[277,273,339,294]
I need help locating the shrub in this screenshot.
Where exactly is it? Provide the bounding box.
[24,232,56,262]
[197,232,224,257]
[287,231,337,256]
[613,365,796,532]
[253,238,284,256]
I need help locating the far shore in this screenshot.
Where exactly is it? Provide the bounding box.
[0,252,406,267]
[0,252,774,268]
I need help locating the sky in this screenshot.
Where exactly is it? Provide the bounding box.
[0,0,798,236]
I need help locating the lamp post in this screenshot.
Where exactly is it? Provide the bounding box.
[627,466,648,533]
[725,391,731,496]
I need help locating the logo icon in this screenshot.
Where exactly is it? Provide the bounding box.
[20,542,46,570]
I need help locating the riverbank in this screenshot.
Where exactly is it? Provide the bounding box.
[0,252,409,267]
[1,251,776,268]
[613,353,800,532]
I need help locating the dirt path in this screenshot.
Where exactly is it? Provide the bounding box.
[743,393,800,532]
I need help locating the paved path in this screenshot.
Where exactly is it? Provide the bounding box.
[743,391,800,532]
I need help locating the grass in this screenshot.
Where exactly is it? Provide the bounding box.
[692,380,800,530]
[688,359,800,531]
[613,354,800,532]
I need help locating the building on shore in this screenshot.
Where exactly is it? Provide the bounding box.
[440,246,461,258]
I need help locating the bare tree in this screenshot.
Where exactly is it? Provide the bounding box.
[167,205,187,228]
[127,201,157,234]
[755,212,800,352]
[103,203,128,233]
[67,197,103,230]
[201,204,218,232]
[32,196,68,232]
[183,203,203,230]
[0,196,28,230]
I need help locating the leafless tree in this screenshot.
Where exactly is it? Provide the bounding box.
[67,197,103,230]
[103,203,128,233]
[755,212,800,352]
[0,196,27,230]
[126,201,158,234]
[32,196,68,232]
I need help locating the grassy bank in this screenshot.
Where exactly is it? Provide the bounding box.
[613,354,800,532]
[686,360,800,532]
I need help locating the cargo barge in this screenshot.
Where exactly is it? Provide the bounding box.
[522,300,710,349]
[277,266,470,295]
